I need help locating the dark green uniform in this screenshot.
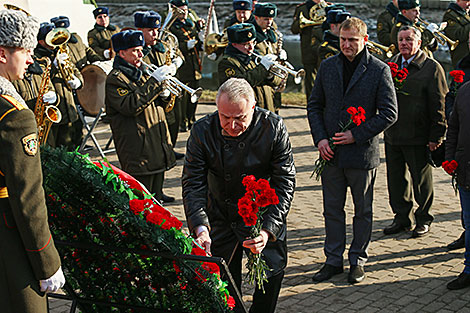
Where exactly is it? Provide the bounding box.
[317,30,340,66]
[87,23,120,60]
[105,56,176,199]
[0,78,61,313]
[390,13,438,57]
[218,44,283,112]
[377,1,399,46]
[291,0,324,100]
[442,3,470,68]
[67,33,102,71]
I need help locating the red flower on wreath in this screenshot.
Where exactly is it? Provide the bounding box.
[450,70,465,83]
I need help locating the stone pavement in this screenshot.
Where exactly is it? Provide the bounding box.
[49,103,469,313]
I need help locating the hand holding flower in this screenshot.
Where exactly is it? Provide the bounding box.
[242,230,270,254]
[333,130,355,145]
[318,139,334,161]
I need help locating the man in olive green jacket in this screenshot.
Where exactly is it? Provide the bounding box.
[377,0,399,46]
[0,9,64,313]
[384,26,447,238]
[88,7,120,60]
[442,0,470,68]
[106,30,176,202]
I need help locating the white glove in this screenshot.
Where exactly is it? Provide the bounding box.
[150,65,173,82]
[426,22,439,33]
[187,39,197,50]
[260,54,277,70]
[40,266,65,293]
[207,53,217,61]
[172,56,183,69]
[103,49,111,59]
[160,88,171,98]
[279,49,288,61]
[53,52,69,67]
[42,90,57,104]
[67,76,81,90]
[198,30,205,42]
[168,63,177,76]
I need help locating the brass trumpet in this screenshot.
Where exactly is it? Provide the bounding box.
[252,52,305,84]
[142,61,203,104]
[366,41,396,58]
[46,27,76,89]
[299,12,325,29]
[417,17,459,51]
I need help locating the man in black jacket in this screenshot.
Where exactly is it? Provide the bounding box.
[182,78,295,313]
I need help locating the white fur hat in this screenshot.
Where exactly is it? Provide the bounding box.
[0,9,39,50]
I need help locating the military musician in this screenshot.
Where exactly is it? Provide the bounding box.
[87,6,121,61]
[442,0,470,67]
[317,9,351,66]
[224,0,255,29]
[377,0,400,46]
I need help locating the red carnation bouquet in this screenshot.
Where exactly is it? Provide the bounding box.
[449,70,466,96]
[238,175,279,292]
[442,159,459,194]
[387,62,409,95]
[311,106,366,180]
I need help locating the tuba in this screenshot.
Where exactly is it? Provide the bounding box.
[46,27,76,89]
[33,57,62,144]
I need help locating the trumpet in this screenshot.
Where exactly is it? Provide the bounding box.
[46,27,76,89]
[142,61,203,104]
[299,12,325,29]
[366,41,396,58]
[252,52,306,84]
[417,17,459,51]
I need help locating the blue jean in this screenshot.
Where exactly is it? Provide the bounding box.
[459,187,470,274]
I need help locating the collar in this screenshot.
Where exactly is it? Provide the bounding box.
[94,23,117,31]
[28,61,44,75]
[386,1,399,17]
[0,76,28,107]
[396,13,413,26]
[323,30,340,49]
[34,45,55,59]
[113,55,143,82]
[225,43,254,65]
[401,54,416,67]
[254,22,277,44]
[340,47,366,66]
[143,43,166,57]
[394,49,426,69]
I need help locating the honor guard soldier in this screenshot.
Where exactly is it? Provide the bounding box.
[390,0,438,57]
[106,30,176,202]
[169,0,203,132]
[35,22,84,149]
[0,9,65,313]
[442,0,470,67]
[224,0,255,29]
[377,0,399,46]
[291,0,330,100]
[135,10,185,164]
[218,23,283,112]
[87,6,121,61]
[50,16,101,71]
[318,10,350,66]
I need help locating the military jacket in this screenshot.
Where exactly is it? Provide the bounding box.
[443,3,470,67]
[253,22,280,56]
[66,33,102,71]
[105,56,175,175]
[87,23,120,60]
[0,78,61,280]
[170,18,202,82]
[34,45,83,124]
[390,14,438,57]
[218,44,282,112]
[317,30,340,67]
[377,1,399,46]
[291,0,324,66]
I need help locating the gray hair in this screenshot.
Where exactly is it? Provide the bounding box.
[398,25,422,41]
[0,10,39,50]
[216,78,255,106]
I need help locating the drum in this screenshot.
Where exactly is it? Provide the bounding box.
[76,60,113,116]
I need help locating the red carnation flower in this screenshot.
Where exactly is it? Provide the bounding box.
[129,199,146,215]
[227,295,236,309]
[450,70,465,83]
[242,175,258,191]
[346,107,358,115]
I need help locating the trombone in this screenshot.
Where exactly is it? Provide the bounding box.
[252,52,306,84]
[142,61,203,104]
[366,41,396,58]
[417,17,459,51]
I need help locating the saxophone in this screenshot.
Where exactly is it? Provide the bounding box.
[34,57,62,144]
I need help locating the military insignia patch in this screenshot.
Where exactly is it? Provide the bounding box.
[88,38,94,45]
[377,23,383,31]
[311,37,316,45]
[448,20,456,26]
[248,32,253,38]
[117,88,129,96]
[325,52,334,59]
[225,68,235,77]
[22,133,38,156]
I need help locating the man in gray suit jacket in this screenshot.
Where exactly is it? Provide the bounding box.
[307,17,398,284]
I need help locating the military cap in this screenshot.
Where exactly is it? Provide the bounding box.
[37,22,55,41]
[111,30,144,52]
[169,0,188,7]
[336,11,351,24]
[233,0,252,11]
[134,11,161,28]
[0,9,39,50]
[93,7,109,18]
[253,3,277,18]
[227,23,256,43]
[324,4,346,15]
[398,0,420,10]
[326,10,343,24]
[50,16,70,28]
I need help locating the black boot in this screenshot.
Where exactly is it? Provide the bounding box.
[447,232,465,250]
[447,272,470,290]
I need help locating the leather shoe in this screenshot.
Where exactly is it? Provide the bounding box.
[383,222,412,235]
[174,151,185,160]
[161,194,175,203]
[447,232,465,250]
[348,265,365,284]
[411,224,430,238]
[312,264,343,282]
[447,272,470,290]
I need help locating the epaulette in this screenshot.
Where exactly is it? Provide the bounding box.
[321,41,328,47]
[1,95,27,111]
[396,22,402,28]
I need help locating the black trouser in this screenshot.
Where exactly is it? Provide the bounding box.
[303,63,316,101]
[132,172,164,200]
[180,80,199,129]
[385,143,434,227]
